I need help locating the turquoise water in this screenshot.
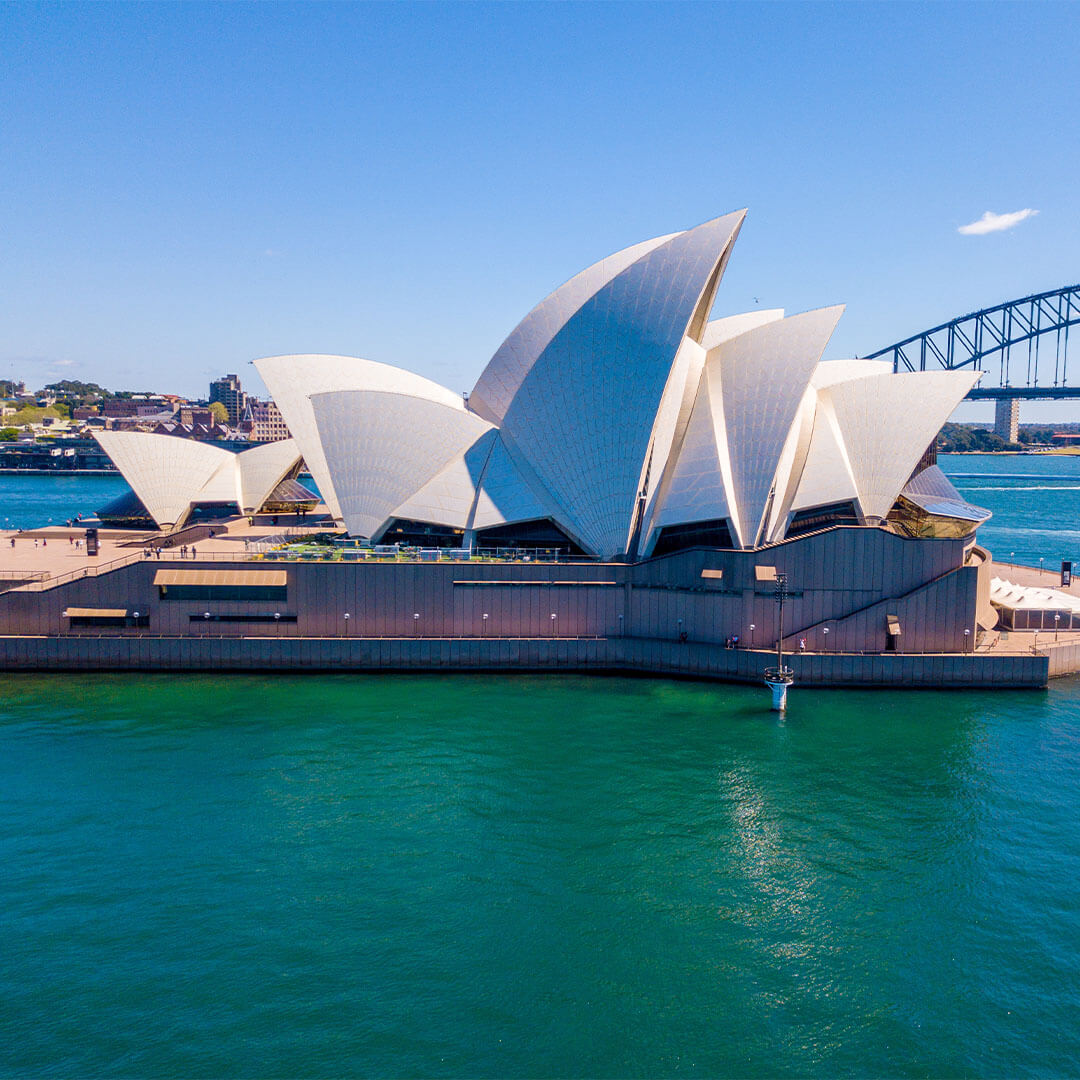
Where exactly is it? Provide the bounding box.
[1,675,1078,1078]
[942,452,1080,569]
[0,472,130,530]
[0,461,1078,1077]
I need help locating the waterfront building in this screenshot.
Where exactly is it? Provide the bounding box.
[209,374,248,425]
[7,210,1055,687]
[242,399,291,443]
[255,211,988,559]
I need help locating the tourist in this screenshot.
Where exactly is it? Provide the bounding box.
[190,546,196,559]
[9,537,14,548]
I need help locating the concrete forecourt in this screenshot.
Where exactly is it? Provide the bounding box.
[1,210,1073,687]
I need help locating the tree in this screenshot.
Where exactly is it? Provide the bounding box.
[0,428,18,441]
[209,401,229,424]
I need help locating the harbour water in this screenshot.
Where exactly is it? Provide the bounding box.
[0,457,1078,1077]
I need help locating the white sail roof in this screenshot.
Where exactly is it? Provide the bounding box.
[309,389,493,539]
[825,369,981,521]
[93,431,237,528]
[235,438,303,515]
[469,233,680,426]
[494,211,747,558]
[254,354,461,522]
[712,306,845,547]
[644,366,731,540]
[92,432,302,529]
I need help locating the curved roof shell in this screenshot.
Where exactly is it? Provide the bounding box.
[93,432,302,529]
[254,354,460,522]
[493,211,746,558]
[309,389,493,540]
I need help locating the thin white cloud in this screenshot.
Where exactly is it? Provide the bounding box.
[958,208,1038,235]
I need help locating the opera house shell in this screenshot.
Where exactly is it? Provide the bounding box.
[240,209,987,558]
[93,210,988,554]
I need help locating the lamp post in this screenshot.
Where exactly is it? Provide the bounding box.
[677,617,684,642]
[482,612,489,637]
[343,612,350,637]
[763,573,794,711]
[550,612,557,637]
[1040,556,1045,575]
[618,613,624,638]
[413,612,420,638]
[822,625,829,652]
[1055,612,1061,641]
[964,627,971,655]
[749,623,756,649]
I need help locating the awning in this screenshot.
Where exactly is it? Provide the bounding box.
[887,615,902,636]
[754,565,777,582]
[153,569,287,587]
[63,607,128,618]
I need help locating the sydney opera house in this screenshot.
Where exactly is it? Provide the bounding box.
[2,210,1049,687]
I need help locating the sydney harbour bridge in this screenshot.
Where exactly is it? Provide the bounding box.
[863,284,1080,439]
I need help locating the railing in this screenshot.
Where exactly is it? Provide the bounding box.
[11,551,146,592]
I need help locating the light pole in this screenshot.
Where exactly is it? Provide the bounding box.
[482,612,489,637]
[343,612,350,637]
[964,627,971,655]
[822,625,829,652]
[749,623,756,649]
[550,612,557,637]
[618,613,624,638]
[1055,613,1061,640]
[413,612,420,637]
[1040,557,1045,575]
[677,617,684,642]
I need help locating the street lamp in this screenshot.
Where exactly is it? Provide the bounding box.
[1040,557,1045,574]
[822,626,829,652]
[677,617,684,642]
[413,612,420,637]
[1055,612,1061,640]
[550,612,557,637]
[343,612,350,637]
[482,612,489,637]
[618,613,624,637]
[749,623,756,649]
[964,627,971,655]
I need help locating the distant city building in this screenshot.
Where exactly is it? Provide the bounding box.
[102,399,138,418]
[209,373,248,424]
[994,398,1020,442]
[179,405,216,427]
[73,406,100,420]
[242,399,291,442]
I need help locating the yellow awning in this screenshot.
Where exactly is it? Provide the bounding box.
[63,607,128,618]
[153,569,287,587]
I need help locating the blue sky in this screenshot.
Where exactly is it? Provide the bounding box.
[2,1,1078,422]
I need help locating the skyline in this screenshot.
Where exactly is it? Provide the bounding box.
[3,1,1079,423]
